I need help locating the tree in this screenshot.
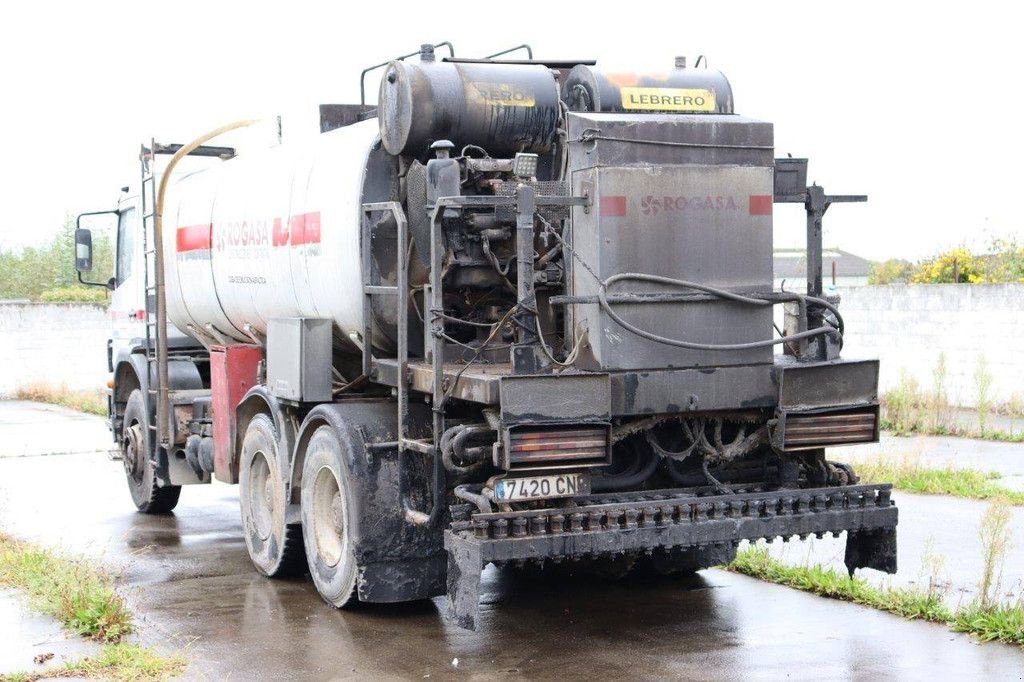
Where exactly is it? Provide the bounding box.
[0,216,114,302]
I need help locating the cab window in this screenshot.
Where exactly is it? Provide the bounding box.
[116,207,136,283]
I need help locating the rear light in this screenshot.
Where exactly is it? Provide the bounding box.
[502,424,611,471]
[777,406,879,451]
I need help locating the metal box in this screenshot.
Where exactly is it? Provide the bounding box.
[566,112,776,371]
[774,157,808,199]
[267,318,333,402]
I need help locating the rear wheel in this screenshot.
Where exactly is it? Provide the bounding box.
[239,414,306,577]
[121,389,180,514]
[300,425,358,608]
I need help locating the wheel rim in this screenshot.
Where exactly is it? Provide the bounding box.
[311,465,344,568]
[122,422,145,484]
[247,450,274,541]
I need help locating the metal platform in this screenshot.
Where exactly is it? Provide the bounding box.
[373,358,508,404]
[444,483,898,628]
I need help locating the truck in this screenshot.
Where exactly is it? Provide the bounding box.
[73,43,897,628]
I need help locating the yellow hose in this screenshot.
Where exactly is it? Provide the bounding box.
[153,119,257,448]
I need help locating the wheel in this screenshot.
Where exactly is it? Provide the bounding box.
[121,389,180,514]
[300,425,358,608]
[239,414,306,577]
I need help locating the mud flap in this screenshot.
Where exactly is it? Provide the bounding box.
[844,527,897,576]
[446,540,483,630]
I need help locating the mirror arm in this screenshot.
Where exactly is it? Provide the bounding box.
[77,271,113,290]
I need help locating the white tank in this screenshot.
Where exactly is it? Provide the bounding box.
[163,118,384,351]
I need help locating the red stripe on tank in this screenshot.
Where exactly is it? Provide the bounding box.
[176,224,213,251]
[288,212,321,246]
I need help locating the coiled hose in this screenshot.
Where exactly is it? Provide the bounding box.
[598,273,842,351]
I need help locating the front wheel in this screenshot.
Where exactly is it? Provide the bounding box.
[121,389,180,514]
[300,425,358,608]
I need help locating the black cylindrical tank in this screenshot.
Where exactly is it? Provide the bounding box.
[563,65,734,114]
[378,60,561,157]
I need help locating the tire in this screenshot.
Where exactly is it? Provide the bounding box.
[239,414,306,577]
[300,425,358,608]
[121,389,181,514]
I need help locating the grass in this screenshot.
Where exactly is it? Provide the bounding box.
[0,643,183,682]
[0,534,184,680]
[951,603,1024,646]
[10,381,106,416]
[0,533,131,642]
[728,545,1024,647]
[728,546,951,622]
[855,457,1024,505]
[0,643,184,682]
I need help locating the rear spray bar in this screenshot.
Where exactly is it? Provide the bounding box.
[444,483,898,628]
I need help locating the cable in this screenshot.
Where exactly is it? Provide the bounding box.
[543,225,842,352]
[436,303,519,410]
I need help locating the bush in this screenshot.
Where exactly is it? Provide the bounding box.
[39,286,109,303]
[910,247,983,284]
[868,258,914,284]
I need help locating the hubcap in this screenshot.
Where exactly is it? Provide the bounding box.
[122,423,144,482]
[312,466,344,567]
[248,450,274,541]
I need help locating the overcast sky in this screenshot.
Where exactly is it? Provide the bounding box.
[0,1,1019,261]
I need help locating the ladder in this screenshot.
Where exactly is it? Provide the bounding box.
[137,141,236,452]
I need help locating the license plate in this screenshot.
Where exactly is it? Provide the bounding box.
[494,472,590,502]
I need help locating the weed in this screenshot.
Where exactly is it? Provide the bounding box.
[0,533,132,642]
[928,353,949,433]
[1007,394,1024,436]
[882,370,924,435]
[978,499,1013,609]
[975,355,994,433]
[10,381,106,416]
[920,538,948,603]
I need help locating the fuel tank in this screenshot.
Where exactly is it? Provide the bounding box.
[163,118,395,351]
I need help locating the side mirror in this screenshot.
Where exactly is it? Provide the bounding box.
[75,209,118,289]
[75,228,93,273]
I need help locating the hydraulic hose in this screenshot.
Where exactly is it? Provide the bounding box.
[153,119,257,449]
[597,273,842,351]
[592,445,660,492]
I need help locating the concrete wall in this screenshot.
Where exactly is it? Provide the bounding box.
[2,287,1022,408]
[836,284,1024,407]
[0,303,109,394]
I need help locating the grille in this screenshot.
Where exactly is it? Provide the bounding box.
[782,407,879,451]
[495,180,569,223]
[506,424,609,469]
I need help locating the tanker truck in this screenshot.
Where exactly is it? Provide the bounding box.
[73,43,897,628]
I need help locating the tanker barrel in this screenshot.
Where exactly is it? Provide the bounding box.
[563,64,734,114]
[378,60,561,157]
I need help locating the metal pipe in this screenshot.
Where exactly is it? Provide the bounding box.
[454,484,492,514]
[154,119,256,449]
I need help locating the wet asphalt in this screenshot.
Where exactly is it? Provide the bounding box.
[1,401,1023,680]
